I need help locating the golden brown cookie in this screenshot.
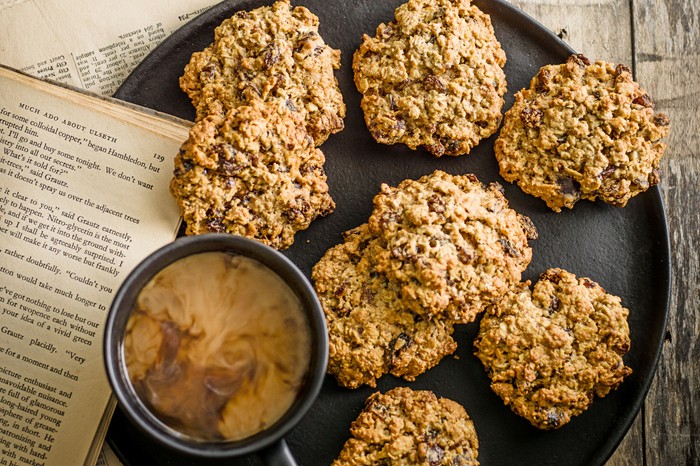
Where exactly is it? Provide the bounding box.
[495,54,670,211]
[352,0,507,156]
[180,0,345,145]
[474,268,633,429]
[170,99,334,249]
[312,225,458,389]
[332,387,479,465]
[368,170,537,323]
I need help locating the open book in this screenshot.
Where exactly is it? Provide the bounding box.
[0,65,189,465]
[0,0,218,97]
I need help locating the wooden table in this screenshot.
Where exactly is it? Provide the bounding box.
[507,0,699,464]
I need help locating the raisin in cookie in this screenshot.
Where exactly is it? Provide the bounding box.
[474,268,633,429]
[332,387,479,465]
[170,99,334,249]
[312,225,458,389]
[352,0,507,156]
[368,170,537,323]
[180,0,345,145]
[495,54,670,211]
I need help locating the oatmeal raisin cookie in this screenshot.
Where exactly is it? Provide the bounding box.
[368,170,537,323]
[352,0,507,156]
[332,387,479,465]
[474,268,633,429]
[312,225,457,389]
[180,0,345,145]
[170,99,334,249]
[495,54,670,211]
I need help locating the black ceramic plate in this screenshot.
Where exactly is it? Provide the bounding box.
[110,1,670,464]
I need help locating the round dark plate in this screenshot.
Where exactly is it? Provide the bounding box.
[110,1,671,465]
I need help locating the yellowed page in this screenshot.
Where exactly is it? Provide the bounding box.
[0,0,220,96]
[96,438,123,466]
[0,67,188,465]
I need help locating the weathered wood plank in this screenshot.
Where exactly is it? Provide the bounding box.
[608,413,645,466]
[504,1,645,464]
[500,0,699,463]
[510,0,632,64]
[633,0,700,464]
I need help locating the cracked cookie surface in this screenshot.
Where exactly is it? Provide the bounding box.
[495,54,670,211]
[368,170,537,323]
[352,0,507,156]
[170,99,334,249]
[312,225,457,389]
[474,268,633,429]
[332,387,479,466]
[180,0,345,145]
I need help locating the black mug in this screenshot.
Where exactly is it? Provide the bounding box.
[103,234,329,465]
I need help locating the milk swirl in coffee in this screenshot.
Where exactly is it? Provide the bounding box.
[123,252,312,441]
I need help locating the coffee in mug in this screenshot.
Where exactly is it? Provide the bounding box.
[122,251,312,442]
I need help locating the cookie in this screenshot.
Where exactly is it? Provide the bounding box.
[180,0,346,145]
[494,54,670,211]
[312,225,458,389]
[169,99,334,249]
[352,0,507,156]
[367,170,537,323]
[473,268,633,429]
[332,387,479,466]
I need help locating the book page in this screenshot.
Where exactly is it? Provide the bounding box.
[0,0,220,96]
[96,442,122,466]
[0,67,188,465]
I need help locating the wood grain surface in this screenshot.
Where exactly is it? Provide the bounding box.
[509,0,699,464]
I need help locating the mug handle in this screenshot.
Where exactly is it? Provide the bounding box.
[259,438,298,466]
